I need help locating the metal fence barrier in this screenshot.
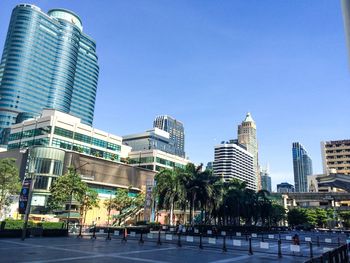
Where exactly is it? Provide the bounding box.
[71,225,348,260]
[304,243,349,263]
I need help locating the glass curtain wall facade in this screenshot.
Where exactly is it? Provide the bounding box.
[292,142,313,192]
[153,115,185,157]
[0,4,99,142]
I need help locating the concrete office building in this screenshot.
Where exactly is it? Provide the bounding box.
[153,115,185,158]
[7,109,129,162]
[127,149,189,172]
[213,141,256,191]
[123,127,189,172]
[292,142,313,192]
[0,4,99,143]
[237,113,259,190]
[0,146,155,220]
[123,128,174,155]
[321,140,350,175]
[277,182,294,193]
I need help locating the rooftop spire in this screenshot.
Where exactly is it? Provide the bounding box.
[243,112,255,123]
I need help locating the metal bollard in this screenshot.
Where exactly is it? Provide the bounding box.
[106,227,111,240]
[222,235,227,252]
[278,239,282,258]
[248,237,253,255]
[309,241,313,259]
[177,232,182,247]
[317,236,320,247]
[157,229,162,245]
[199,233,203,249]
[122,228,127,242]
[91,226,96,239]
[77,224,83,238]
[261,233,264,242]
[245,232,248,241]
[139,231,144,244]
[338,237,340,246]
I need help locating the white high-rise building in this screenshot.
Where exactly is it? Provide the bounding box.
[213,141,256,191]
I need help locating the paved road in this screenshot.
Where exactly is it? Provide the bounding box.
[0,236,310,263]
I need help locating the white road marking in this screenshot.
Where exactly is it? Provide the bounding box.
[21,255,104,263]
[110,255,168,263]
[115,247,177,255]
[209,255,251,263]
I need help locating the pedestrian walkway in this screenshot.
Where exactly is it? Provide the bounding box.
[0,237,308,263]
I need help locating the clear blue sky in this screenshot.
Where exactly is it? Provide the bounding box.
[1,1,349,190]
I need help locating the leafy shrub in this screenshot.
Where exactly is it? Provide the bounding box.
[3,219,34,229]
[147,222,161,226]
[135,220,147,225]
[37,222,64,229]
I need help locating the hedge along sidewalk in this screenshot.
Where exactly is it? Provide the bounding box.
[0,220,65,230]
[0,220,67,238]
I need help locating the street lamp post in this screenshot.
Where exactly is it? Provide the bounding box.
[21,150,36,241]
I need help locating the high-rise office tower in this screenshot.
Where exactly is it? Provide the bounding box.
[237,113,259,189]
[260,167,272,193]
[153,115,185,157]
[342,0,350,66]
[0,4,99,142]
[213,141,256,191]
[321,140,350,175]
[292,142,313,192]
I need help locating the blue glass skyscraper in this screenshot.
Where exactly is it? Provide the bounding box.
[292,142,313,192]
[0,4,99,142]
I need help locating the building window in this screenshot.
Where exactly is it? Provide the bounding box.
[74,132,91,144]
[8,131,22,141]
[34,176,49,190]
[107,142,121,152]
[34,158,51,174]
[34,126,51,136]
[52,138,72,150]
[52,160,62,176]
[54,127,73,139]
[92,137,107,148]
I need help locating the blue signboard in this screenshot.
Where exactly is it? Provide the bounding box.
[18,178,31,214]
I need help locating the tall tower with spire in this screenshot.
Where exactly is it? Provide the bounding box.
[237,113,259,190]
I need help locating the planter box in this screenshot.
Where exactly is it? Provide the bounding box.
[42,229,68,237]
[31,227,43,237]
[0,229,30,238]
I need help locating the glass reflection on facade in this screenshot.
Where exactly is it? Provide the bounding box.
[0,4,99,142]
[292,142,313,192]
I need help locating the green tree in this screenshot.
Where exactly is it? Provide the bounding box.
[108,188,146,225]
[0,158,21,219]
[305,208,317,227]
[111,188,133,212]
[80,189,99,224]
[48,167,88,222]
[269,203,286,226]
[315,208,328,228]
[287,208,307,227]
[339,211,350,228]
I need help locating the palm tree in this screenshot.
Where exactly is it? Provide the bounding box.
[222,179,246,225]
[256,189,271,226]
[153,168,185,225]
[179,163,211,225]
[240,188,257,225]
